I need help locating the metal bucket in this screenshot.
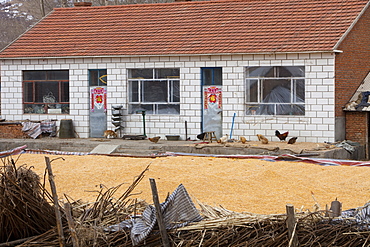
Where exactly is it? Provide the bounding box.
[59,119,75,138]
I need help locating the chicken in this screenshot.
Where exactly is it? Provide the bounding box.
[220,134,229,144]
[275,130,289,142]
[240,136,247,144]
[148,136,161,143]
[257,134,269,144]
[197,133,206,140]
[287,137,298,144]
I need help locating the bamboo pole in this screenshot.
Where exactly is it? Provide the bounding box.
[45,156,65,247]
[149,178,170,247]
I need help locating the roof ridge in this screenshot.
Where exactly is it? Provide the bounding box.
[54,0,266,11]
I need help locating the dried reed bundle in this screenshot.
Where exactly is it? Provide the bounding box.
[2,156,369,247]
[0,157,57,243]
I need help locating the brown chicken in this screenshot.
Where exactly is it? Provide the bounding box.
[149,136,161,143]
[257,134,269,144]
[288,137,298,144]
[275,130,289,142]
[240,136,247,144]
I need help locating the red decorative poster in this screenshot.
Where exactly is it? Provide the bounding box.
[91,87,107,112]
[204,86,222,109]
[204,89,209,109]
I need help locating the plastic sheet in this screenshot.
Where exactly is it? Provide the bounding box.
[203,102,222,139]
[256,86,304,115]
[105,184,202,245]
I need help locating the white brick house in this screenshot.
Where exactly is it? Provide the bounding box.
[1,0,369,143]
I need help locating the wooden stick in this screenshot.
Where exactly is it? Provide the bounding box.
[329,200,342,217]
[45,156,65,247]
[149,178,170,247]
[0,236,34,247]
[286,204,298,247]
[64,202,79,247]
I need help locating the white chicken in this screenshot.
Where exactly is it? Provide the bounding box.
[219,134,229,144]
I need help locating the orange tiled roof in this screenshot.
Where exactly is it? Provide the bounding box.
[0,0,368,58]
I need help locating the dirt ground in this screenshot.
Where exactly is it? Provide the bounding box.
[10,152,370,215]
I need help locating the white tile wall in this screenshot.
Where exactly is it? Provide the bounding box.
[0,52,336,142]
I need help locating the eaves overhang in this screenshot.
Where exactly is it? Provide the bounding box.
[0,50,341,61]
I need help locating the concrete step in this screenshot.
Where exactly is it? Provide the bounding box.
[90,144,120,154]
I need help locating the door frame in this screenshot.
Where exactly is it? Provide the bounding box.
[89,69,108,138]
[201,67,223,138]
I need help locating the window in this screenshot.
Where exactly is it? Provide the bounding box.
[128,68,180,114]
[89,69,107,86]
[23,70,69,114]
[245,66,305,115]
[202,67,222,85]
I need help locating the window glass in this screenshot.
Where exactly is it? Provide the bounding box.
[280,66,304,77]
[24,104,46,114]
[246,66,304,77]
[34,81,59,103]
[61,81,69,102]
[203,69,213,85]
[22,70,69,114]
[262,79,291,103]
[246,79,258,102]
[23,71,46,80]
[246,67,273,77]
[89,69,107,86]
[129,81,139,102]
[170,80,180,102]
[143,81,167,102]
[202,68,222,85]
[158,104,180,114]
[128,68,180,115]
[48,70,69,80]
[294,79,305,102]
[245,66,305,116]
[129,104,154,114]
[214,68,222,85]
[156,69,180,79]
[129,69,153,79]
[24,82,33,102]
[98,70,107,84]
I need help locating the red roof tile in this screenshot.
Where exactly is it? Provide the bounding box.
[0,0,368,58]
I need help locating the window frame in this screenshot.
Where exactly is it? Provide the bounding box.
[201,67,222,86]
[23,70,69,114]
[128,68,180,115]
[245,66,305,116]
[89,69,107,86]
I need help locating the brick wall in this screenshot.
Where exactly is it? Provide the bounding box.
[345,112,368,144]
[336,6,370,143]
[0,53,336,142]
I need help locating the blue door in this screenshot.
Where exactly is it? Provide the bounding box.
[89,69,107,138]
[201,68,223,139]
